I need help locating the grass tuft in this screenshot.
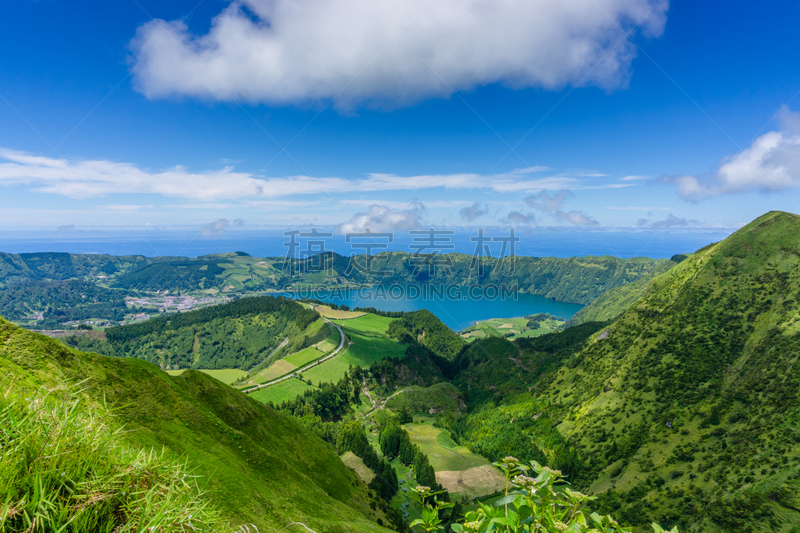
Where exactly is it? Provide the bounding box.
[0,379,224,533]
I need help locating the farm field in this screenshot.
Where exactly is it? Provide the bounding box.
[249,378,316,404]
[239,322,341,387]
[314,305,366,319]
[435,465,505,501]
[332,313,395,335]
[340,452,374,483]
[460,315,565,341]
[302,316,406,386]
[403,419,503,500]
[255,360,297,382]
[165,368,247,385]
[284,345,326,367]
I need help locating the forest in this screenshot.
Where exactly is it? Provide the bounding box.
[97,296,320,369]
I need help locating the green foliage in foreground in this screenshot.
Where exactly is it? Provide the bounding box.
[446,459,674,533]
[0,317,392,532]
[409,459,674,533]
[0,384,224,532]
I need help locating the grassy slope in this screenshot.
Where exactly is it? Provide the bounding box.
[540,211,800,532]
[303,314,406,386]
[568,272,663,325]
[0,319,390,533]
[404,421,489,472]
[250,377,317,404]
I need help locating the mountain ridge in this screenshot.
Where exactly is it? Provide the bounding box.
[0,316,393,532]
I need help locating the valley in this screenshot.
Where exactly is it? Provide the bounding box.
[3,212,800,532]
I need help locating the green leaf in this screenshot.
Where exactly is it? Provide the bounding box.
[493,494,518,507]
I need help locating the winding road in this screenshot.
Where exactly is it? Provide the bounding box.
[245,319,347,393]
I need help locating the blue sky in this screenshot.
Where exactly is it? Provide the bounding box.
[2,0,800,236]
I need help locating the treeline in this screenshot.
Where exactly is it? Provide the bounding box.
[378,423,440,492]
[300,298,351,311]
[353,307,406,318]
[106,295,316,343]
[336,422,399,501]
[274,371,362,424]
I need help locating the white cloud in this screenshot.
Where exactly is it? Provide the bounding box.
[341,199,469,209]
[522,188,597,225]
[460,202,489,221]
[504,211,537,226]
[607,206,669,211]
[129,0,668,109]
[201,219,231,237]
[0,149,574,201]
[556,210,598,226]
[525,189,574,212]
[0,148,257,201]
[101,204,154,211]
[637,214,700,228]
[334,201,426,234]
[664,106,800,201]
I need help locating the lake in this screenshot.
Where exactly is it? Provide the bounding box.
[283,284,584,331]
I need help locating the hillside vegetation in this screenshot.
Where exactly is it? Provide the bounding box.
[339,211,800,532]
[84,296,320,370]
[0,317,392,532]
[534,211,800,531]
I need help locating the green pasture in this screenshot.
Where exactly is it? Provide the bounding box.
[254,359,297,382]
[332,313,395,335]
[302,326,406,386]
[403,420,489,472]
[461,316,564,341]
[284,346,326,367]
[249,378,316,404]
[340,451,375,483]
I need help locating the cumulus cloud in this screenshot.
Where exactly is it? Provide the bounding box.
[556,210,599,226]
[233,218,244,227]
[0,149,574,201]
[201,219,230,237]
[523,188,597,225]
[638,214,700,229]
[505,211,537,226]
[663,106,800,201]
[129,0,668,109]
[335,201,426,234]
[460,202,489,222]
[524,189,574,212]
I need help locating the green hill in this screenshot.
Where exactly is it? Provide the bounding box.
[537,211,800,531]
[360,211,800,532]
[86,295,321,370]
[0,317,392,532]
